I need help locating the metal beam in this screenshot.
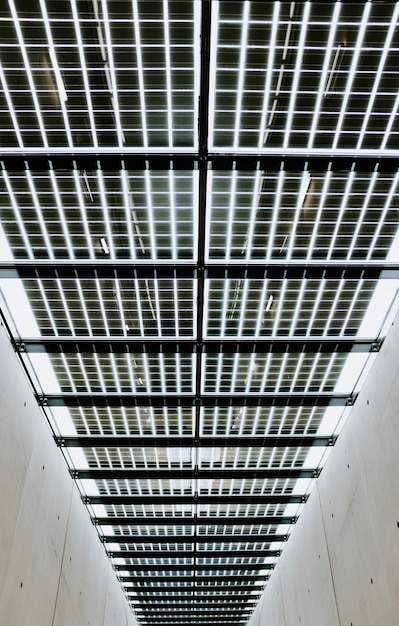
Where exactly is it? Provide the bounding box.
[120,575,268,584]
[58,434,335,447]
[47,393,351,408]
[17,336,379,355]
[72,467,320,481]
[116,563,274,572]
[107,549,281,559]
[102,533,288,545]
[125,586,261,593]
[85,493,306,506]
[1,260,398,280]
[94,515,296,527]
[2,151,399,172]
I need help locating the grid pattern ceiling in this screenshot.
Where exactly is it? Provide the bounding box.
[1,1,399,625]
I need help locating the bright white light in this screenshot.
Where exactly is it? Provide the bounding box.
[265,294,274,313]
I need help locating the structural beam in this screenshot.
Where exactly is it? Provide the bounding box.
[58,434,335,448]
[102,533,288,545]
[2,151,399,172]
[17,336,379,354]
[72,467,319,481]
[94,515,297,526]
[46,393,351,409]
[85,493,305,506]
[1,260,398,280]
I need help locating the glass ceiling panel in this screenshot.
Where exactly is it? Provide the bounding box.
[1,170,196,260]
[210,2,399,150]
[0,0,197,149]
[1,2,399,625]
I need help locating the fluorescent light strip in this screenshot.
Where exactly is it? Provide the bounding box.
[283,1,310,149]
[49,169,75,258]
[233,2,250,148]
[1,171,33,258]
[26,170,54,258]
[267,168,285,261]
[47,45,68,106]
[208,0,219,149]
[97,171,115,258]
[381,87,399,150]
[243,170,262,260]
[226,170,238,260]
[307,2,341,149]
[163,0,174,147]
[272,279,287,336]
[72,170,95,259]
[101,0,125,146]
[259,1,280,148]
[169,170,177,261]
[356,4,399,150]
[70,0,98,146]
[8,2,49,146]
[306,170,332,260]
[120,169,136,259]
[326,169,355,261]
[255,279,269,336]
[113,280,129,338]
[132,0,148,148]
[306,280,326,336]
[347,169,379,259]
[286,171,310,259]
[332,2,372,150]
[144,170,157,259]
[289,279,307,335]
[153,281,163,336]
[367,170,399,260]
[0,62,24,147]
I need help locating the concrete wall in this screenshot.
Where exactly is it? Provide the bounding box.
[247,314,399,626]
[0,319,138,626]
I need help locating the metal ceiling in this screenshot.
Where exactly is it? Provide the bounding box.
[1,1,399,625]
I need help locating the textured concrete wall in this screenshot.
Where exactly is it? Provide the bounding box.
[0,319,137,626]
[247,314,399,626]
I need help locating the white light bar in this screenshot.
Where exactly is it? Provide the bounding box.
[132,0,148,148]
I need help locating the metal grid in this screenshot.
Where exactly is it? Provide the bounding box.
[1,2,399,625]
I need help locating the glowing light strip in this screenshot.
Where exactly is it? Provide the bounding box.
[255,280,269,336]
[101,0,125,146]
[267,168,285,261]
[332,2,371,150]
[120,169,135,259]
[271,279,287,336]
[97,171,115,258]
[356,3,399,150]
[283,1,310,149]
[347,169,378,259]
[144,170,157,259]
[307,2,341,149]
[163,0,174,147]
[306,170,332,260]
[132,0,148,148]
[71,0,98,146]
[226,170,238,260]
[40,0,69,115]
[169,170,177,262]
[72,169,95,259]
[49,169,74,258]
[286,170,310,258]
[243,170,261,259]
[367,170,399,260]
[0,62,24,147]
[8,0,48,146]
[259,1,280,148]
[326,169,355,261]
[233,2,250,148]
[1,171,33,258]
[208,0,219,149]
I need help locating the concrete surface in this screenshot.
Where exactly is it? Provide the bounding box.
[247,314,399,626]
[0,320,137,626]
